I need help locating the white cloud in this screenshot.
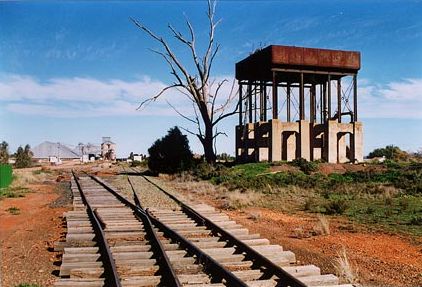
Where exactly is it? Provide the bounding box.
[0,73,236,118]
[359,78,422,119]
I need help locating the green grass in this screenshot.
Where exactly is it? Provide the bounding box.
[0,186,29,199]
[346,195,422,236]
[197,161,422,236]
[32,169,52,175]
[15,284,42,287]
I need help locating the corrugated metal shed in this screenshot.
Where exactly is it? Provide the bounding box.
[32,141,80,159]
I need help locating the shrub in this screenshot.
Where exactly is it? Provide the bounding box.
[367,145,409,161]
[193,162,218,180]
[324,198,349,215]
[304,198,315,211]
[221,190,262,210]
[409,215,422,226]
[291,158,318,174]
[148,127,193,174]
[131,160,145,167]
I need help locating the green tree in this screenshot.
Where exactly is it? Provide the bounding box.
[148,127,193,174]
[15,144,33,168]
[0,141,9,164]
[367,145,409,161]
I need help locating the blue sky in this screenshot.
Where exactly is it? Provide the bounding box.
[1,0,422,157]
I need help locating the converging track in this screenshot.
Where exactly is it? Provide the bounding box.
[54,170,354,287]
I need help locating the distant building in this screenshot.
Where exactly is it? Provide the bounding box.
[74,142,101,157]
[101,137,116,161]
[32,141,80,161]
[32,141,101,163]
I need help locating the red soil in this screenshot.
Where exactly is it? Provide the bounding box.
[0,182,68,287]
[227,207,422,287]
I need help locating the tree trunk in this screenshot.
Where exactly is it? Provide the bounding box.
[203,124,216,163]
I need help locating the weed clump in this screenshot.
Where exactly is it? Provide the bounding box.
[315,215,330,235]
[291,158,318,174]
[220,190,261,210]
[409,215,422,226]
[324,198,349,215]
[333,247,358,284]
[6,206,20,215]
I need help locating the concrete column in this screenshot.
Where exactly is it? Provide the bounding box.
[338,134,348,163]
[352,122,363,163]
[326,120,338,163]
[285,132,296,162]
[313,134,323,161]
[299,120,310,161]
[269,119,281,162]
[247,122,255,161]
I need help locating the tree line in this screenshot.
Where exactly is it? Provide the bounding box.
[0,141,33,168]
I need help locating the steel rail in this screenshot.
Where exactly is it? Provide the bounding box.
[90,173,250,287]
[85,173,182,287]
[71,171,122,287]
[146,208,248,287]
[141,175,308,287]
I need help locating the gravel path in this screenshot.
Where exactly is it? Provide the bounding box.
[108,175,180,209]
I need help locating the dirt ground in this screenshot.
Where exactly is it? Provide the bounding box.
[0,173,70,287]
[163,178,422,287]
[1,163,421,287]
[228,208,422,287]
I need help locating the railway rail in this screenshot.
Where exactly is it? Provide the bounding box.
[54,169,354,287]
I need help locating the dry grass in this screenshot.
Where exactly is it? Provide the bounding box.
[12,168,52,187]
[333,247,358,284]
[221,190,262,210]
[315,215,330,235]
[247,210,262,221]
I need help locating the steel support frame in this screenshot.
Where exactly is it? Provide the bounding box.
[337,79,342,123]
[299,72,305,120]
[239,83,243,126]
[353,74,358,122]
[272,72,278,119]
[287,83,291,122]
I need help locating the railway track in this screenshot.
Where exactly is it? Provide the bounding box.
[54,170,354,287]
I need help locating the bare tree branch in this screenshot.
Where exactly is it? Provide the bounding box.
[137,84,182,110]
[210,79,228,122]
[131,1,237,162]
[165,100,197,124]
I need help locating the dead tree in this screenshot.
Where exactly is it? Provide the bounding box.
[131,0,238,163]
